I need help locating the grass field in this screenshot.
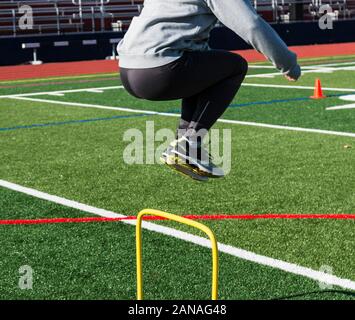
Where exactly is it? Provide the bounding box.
[0,54,354,300]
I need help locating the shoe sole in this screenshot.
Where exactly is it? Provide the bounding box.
[170,150,225,178]
[160,155,209,182]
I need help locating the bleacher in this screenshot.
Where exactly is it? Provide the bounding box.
[0,0,144,37]
[254,0,355,23]
[0,0,355,38]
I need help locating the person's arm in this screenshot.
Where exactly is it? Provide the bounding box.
[205,0,301,80]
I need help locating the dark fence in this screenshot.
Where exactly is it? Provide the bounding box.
[1,19,355,66]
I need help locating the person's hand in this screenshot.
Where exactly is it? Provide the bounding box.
[285,75,297,82]
[285,64,301,82]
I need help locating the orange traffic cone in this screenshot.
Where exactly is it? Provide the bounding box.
[310,78,326,99]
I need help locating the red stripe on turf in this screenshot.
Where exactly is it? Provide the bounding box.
[0,214,354,225]
[189,214,355,220]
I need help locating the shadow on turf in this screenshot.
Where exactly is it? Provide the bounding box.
[273,289,355,300]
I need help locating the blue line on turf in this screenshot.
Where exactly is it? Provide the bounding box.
[229,96,310,108]
[229,92,355,108]
[0,113,150,132]
[165,96,312,113]
[2,92,355,132]
[166,92,355,113]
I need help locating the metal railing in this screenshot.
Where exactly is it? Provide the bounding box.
[252,0,352,23]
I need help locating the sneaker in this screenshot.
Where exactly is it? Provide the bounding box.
[160,140,209,182]
[171,137,225,178]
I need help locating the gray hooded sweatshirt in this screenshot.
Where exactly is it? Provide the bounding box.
[117,0,301,79]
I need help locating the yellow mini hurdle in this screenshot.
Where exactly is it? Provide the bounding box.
[136,209,219,300]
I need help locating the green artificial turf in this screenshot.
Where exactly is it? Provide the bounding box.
[0,189,354,300]
[0,56,354,300]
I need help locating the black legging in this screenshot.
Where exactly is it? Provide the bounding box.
[120,50,248,132]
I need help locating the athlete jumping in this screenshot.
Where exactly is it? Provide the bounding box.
[117,0,301,181]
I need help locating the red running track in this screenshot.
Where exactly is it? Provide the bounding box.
[0,42,354,81]
[0,214,354,225]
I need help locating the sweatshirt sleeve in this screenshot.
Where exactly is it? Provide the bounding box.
[205,0,301,79]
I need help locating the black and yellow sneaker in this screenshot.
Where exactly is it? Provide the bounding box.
[160,140,209,182]
[160,137,225,180]
[174,136,224,178]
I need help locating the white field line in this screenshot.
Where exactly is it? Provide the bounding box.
[327,94,355,110]
[339,66,355,71]
[218,119,355,138]
[249,61,355,69]
[0,179,354,291]
[7,96,355,138]
[86,89,104,93]
[248,74,276,78]
[247,66,333,71]
[304,61,355,68]
[0,86,123,98]
[248,65,275,69]
[245,61,355,78]
[245,70,296,78]
[7,96,179,117]
[249,65,353,70]
[246,67,355,78]
[47,93,65,97]
[242,83,355,92]
[1,83,354,100]
[339,94,355,102]
[245,71,294,78]
[327,103,355,110]
[1,72,355,99]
